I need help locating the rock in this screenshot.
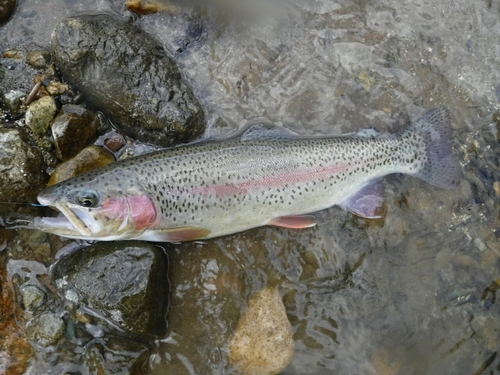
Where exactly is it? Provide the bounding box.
[83,337,150,375]
[25,96,57,136]
[52,241,170,336]
[26,50,51,70]
[25,313,65,347]
[229,287,295,375]
[50,104,100,160]
[0,259,35,373]
[0,0,16,26]
[51,14,205,147]
[47,145,115,186]
[126,0,178,15]
[21,285,46,312]
[493,181,500,197]
[1,89,26,114]
[0,128,47,216]
[104,132,127,152]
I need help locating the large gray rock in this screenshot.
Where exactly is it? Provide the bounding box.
[52,241,170,337]
[51,14,206,147]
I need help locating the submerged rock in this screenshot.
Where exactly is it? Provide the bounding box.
[50,104,100,160]
[83,337,150,375]
[229,287,295,375]
[47,145,115,186]
[25,313,65,347]
[52,241,170,336]
[21,285,46,312]
[51,14,205,147]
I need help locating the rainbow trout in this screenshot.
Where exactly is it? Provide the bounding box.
[32,107,462,241]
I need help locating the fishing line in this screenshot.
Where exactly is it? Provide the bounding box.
[0,202,46,207]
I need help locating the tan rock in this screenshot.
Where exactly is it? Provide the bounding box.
[229,287,294,375]
[47,146,115,186]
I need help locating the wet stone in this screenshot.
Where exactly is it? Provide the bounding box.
[83,337,150,375]
[104,132,126,152]
[2,90,26,114]
[26,50,51,70]
[50,104,100,160]
[25,96,57,136]
[48,145,115,186]
[229,287,295,375]
[25,313,65,347]
[51,14,206,147]
[21,285,46,312]
[0,128,47,216]
[0,0,16,26]
[52,241,170,336]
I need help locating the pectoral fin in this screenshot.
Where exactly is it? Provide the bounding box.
[268,215,317,229]
[137,226,211,242]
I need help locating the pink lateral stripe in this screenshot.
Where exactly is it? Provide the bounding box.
[188,163,351,198]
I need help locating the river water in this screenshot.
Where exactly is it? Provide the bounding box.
[1,0,500,374]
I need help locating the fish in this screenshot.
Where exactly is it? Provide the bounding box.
[30,107,462,242]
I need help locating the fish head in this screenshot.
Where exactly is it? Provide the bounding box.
[34,171,159,240]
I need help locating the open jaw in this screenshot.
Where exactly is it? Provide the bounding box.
[34,202,100,237]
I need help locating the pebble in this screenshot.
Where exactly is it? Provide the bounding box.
[26,50,51,70]
[493,181,500,197]
[229,287,295,375]
[25,96,57,136]
[25,313,65,347]
[21,285,46,312]
[104,132,126,152]
[126,0,178,14]
[2,89,26,113]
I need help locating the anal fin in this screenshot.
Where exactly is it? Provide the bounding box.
[268,215,317,229]
[339,178,385,219]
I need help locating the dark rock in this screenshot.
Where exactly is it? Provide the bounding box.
[0,0,16,26]
[83,337,150,375]
[50,104,100,160]
[47,145,115,186]
[51,14,205,147]
[0,128,47,216]
[52,241,170,336]
[25,313,65,347]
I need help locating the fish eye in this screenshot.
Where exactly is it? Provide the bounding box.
[77,190,99,207]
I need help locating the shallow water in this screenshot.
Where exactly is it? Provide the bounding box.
[1,0,500,374]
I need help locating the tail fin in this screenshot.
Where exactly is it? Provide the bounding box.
[404,107,462,189]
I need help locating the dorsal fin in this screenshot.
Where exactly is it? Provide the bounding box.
[240,124,298,141]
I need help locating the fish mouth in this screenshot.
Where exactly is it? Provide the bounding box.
[55,202,93,236]
[34,200,100,237]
